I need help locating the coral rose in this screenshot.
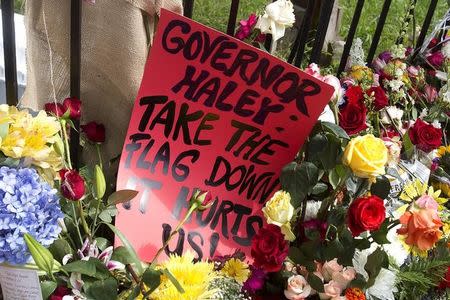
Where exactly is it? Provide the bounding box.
[397,209,443,251]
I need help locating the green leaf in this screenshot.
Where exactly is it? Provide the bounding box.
[142,268,162,294]
[62,260,96,276]
[41,280,57,300]
[307,273,324,293]
[280,161,319,208]
[85,278,118,300]
[95,237,111,251]
[161,268,185,293]
[319,133,342,170]
[402,132,414,160]
[111,246,137,265]
[108,190,139,206]
[105,223,144,274]
[370,175,391,199]
[24,233,55,276]
[312,182,328,195]
[90,258,113,280]
[364,247,388,287]
[323,238,345,261]
[48,239,73,263]
[321,121,350,140]
[99,206,117,223]
[370,220,391,245]
[307,133,328,161]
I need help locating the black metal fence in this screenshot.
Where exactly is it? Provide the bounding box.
[0,0,441,164]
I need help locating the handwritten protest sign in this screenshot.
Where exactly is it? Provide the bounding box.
[116,9,334,261]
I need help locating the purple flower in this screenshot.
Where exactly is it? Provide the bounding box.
[243,265,267,294]
[0,167,62,265]
[378,51,392,63]
[427,51,445,68]
[235,14,258,40]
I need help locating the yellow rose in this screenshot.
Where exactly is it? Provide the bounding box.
[262,190,295,241]
[343,134,388,179]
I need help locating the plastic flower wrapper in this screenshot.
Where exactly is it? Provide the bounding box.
[0,166,62,264]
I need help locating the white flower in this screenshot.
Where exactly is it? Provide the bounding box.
[419,108,428,119]
[432,119,441,129]
[255,0,295,42]
[391,44,406,59]
[318,105,336,124]
[304,200,322,221]
[440,84,450,103]
[380,106,403,124]
[366,268,397,300]
[387,79,404,92]
[442,41,450,58]
[349,38,366,67]
[436,71,448,81]
[383,226,408,266]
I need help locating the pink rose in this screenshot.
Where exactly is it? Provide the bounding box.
[415,195,439,211]
[323,75,342,102]
[284,275,312,300]
[331,267,356,289]
[305,63,324,80]
[322,259,343,281]
[424,85,438,103]
[427,51,445,68]
[319,280,342,299]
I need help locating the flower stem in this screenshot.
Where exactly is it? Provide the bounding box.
[91,198,102,235]
[77,200,91,240]
[96,144,103,170]
[72,203,83,246]
[60,119,72,169]
[151,204,198,264]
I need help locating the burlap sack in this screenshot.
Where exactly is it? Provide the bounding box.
[21,0,182,180]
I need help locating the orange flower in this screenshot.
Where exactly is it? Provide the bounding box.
[397,209,443,251]
[345,287,366,300]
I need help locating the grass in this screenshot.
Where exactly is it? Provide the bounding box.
[11,0,450,61]
[192,0,449,60]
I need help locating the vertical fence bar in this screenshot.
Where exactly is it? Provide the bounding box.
[412,0,438,56]
[288,0,314,67]
[366,0,392,64]
[337,0,365,75]
[309,0,335,64]
[183,0,194,19]
[226,0,240,36]
[70,0,81,168]
[1,0,18,105]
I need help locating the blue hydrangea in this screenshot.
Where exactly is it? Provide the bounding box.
[0,166,63,264]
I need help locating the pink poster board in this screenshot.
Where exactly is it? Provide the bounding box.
[116,9,334,262]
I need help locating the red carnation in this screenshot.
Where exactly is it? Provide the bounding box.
[348,195,386,237]
[44,102,65,117]
[81,121,105,143]
[366,86,388,110]
[251,224,288,273]
[60,169,85,201]
[50,286,70,300]
[63,97,81,120]
[438,266,450,289]
[408,119,442,153]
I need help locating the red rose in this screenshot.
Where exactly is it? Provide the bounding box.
[60,169,85,201]
[81,121,105,143]
[408,119,442,153]
[339,101,368,135]
[345,85,364,104]
[63,97,81,120]
[251,224,288,273]
[348,195,386,237]
[366,86,388,110]
[50,286,70,300]
[44,102,65,117]
[428,38,438,49]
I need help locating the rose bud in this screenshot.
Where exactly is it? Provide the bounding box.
[44,102,65,117]
[81,121,106,143]
[60,169,85,201]
[63,97,81,120]
[190,189,214,211]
